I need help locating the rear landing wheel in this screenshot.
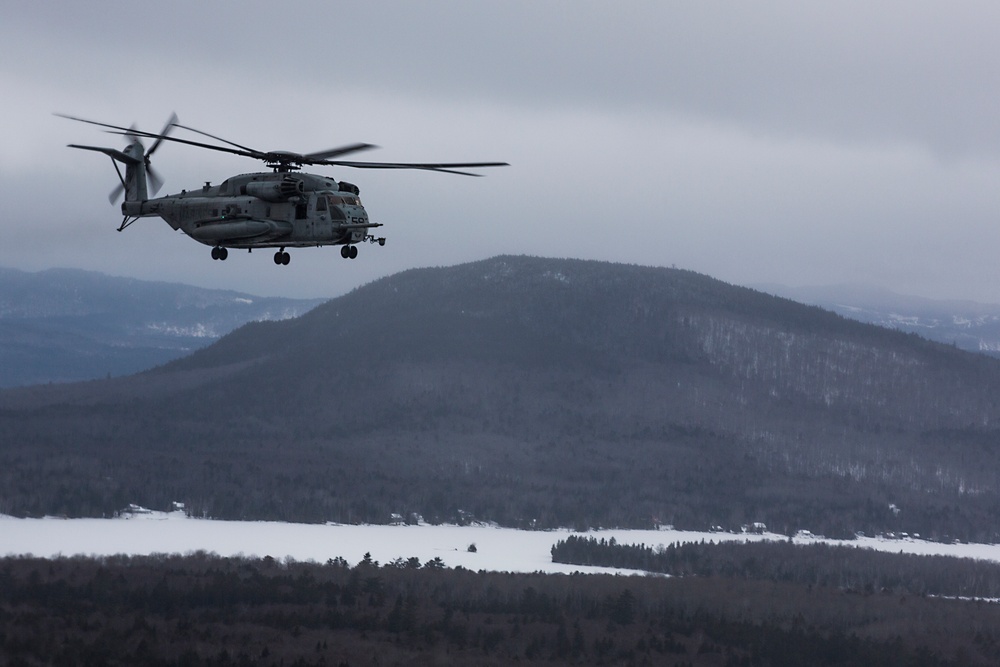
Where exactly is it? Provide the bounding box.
[274,251,290,265]
[211,246,228,261]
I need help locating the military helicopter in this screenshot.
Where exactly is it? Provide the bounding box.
[59,114,507,265]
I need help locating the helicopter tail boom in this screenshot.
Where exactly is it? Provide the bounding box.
[68,142,149,204]
[61,112,178,206]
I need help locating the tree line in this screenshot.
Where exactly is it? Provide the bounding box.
[2,551,999,665]
[552,534,1000,598]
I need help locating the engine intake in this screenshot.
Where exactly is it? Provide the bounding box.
[338,181,360,195]
[245,177,305,202]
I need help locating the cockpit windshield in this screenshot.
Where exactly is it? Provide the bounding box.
[327,194,361,207]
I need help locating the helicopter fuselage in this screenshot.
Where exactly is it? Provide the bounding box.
[122,171,381,254]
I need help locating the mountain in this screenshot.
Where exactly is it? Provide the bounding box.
[3,256,1000,541]
[759,282,1000,357]
[0,267,325,387]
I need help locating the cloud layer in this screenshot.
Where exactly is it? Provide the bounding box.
[3,1,1000,301]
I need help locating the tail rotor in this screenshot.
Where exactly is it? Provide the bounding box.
[107,112,178,203]
[58,112,178,204]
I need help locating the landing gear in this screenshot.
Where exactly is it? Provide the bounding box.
[273,249,290,265]
[211,246,228,261]
[340,245,358,259]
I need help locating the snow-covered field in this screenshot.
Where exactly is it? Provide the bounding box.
[3,511,1000,575]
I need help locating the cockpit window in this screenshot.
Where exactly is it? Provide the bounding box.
[316,196,328,212]
[327,195,361,207]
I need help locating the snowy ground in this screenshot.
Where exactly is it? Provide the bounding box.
[2,511,999,575]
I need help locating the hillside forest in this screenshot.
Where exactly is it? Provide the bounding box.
[3,548,999,666]
[3,257,1000,541]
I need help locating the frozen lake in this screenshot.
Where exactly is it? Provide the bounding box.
[3,511,1000,575]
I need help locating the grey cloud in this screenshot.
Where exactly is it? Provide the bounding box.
[3,1,1000,303]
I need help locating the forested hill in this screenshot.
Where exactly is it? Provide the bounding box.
[3,256,1000,540]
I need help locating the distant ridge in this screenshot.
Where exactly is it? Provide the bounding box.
[760,282,1000,356]
[3,256,1000,541]
[0,267,324,387]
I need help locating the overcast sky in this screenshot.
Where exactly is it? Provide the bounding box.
[3,1,1000,302]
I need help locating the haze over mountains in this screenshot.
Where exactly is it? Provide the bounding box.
[761,282,1000,357]
[3,256,1000,542]
[0,267,324,388]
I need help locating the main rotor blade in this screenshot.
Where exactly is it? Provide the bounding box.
[304,143,379,160]
[171,122,260,154]
[101,127,259,161]
[173,123,378,162]
[56,113,139,135]
[319,159,510,176]
[62,113,509,176]
[60,112,177,160]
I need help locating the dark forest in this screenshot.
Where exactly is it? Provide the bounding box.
[3,551,998,666]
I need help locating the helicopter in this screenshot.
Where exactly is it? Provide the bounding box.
[59,114,507,265]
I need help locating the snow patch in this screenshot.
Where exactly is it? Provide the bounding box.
[145,322,218,338]
[543,270,570,284]
[3,517,1000,575]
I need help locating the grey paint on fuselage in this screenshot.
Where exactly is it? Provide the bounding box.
[129,172,370,249]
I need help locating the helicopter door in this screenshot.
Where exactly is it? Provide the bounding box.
[311,193,333,241]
